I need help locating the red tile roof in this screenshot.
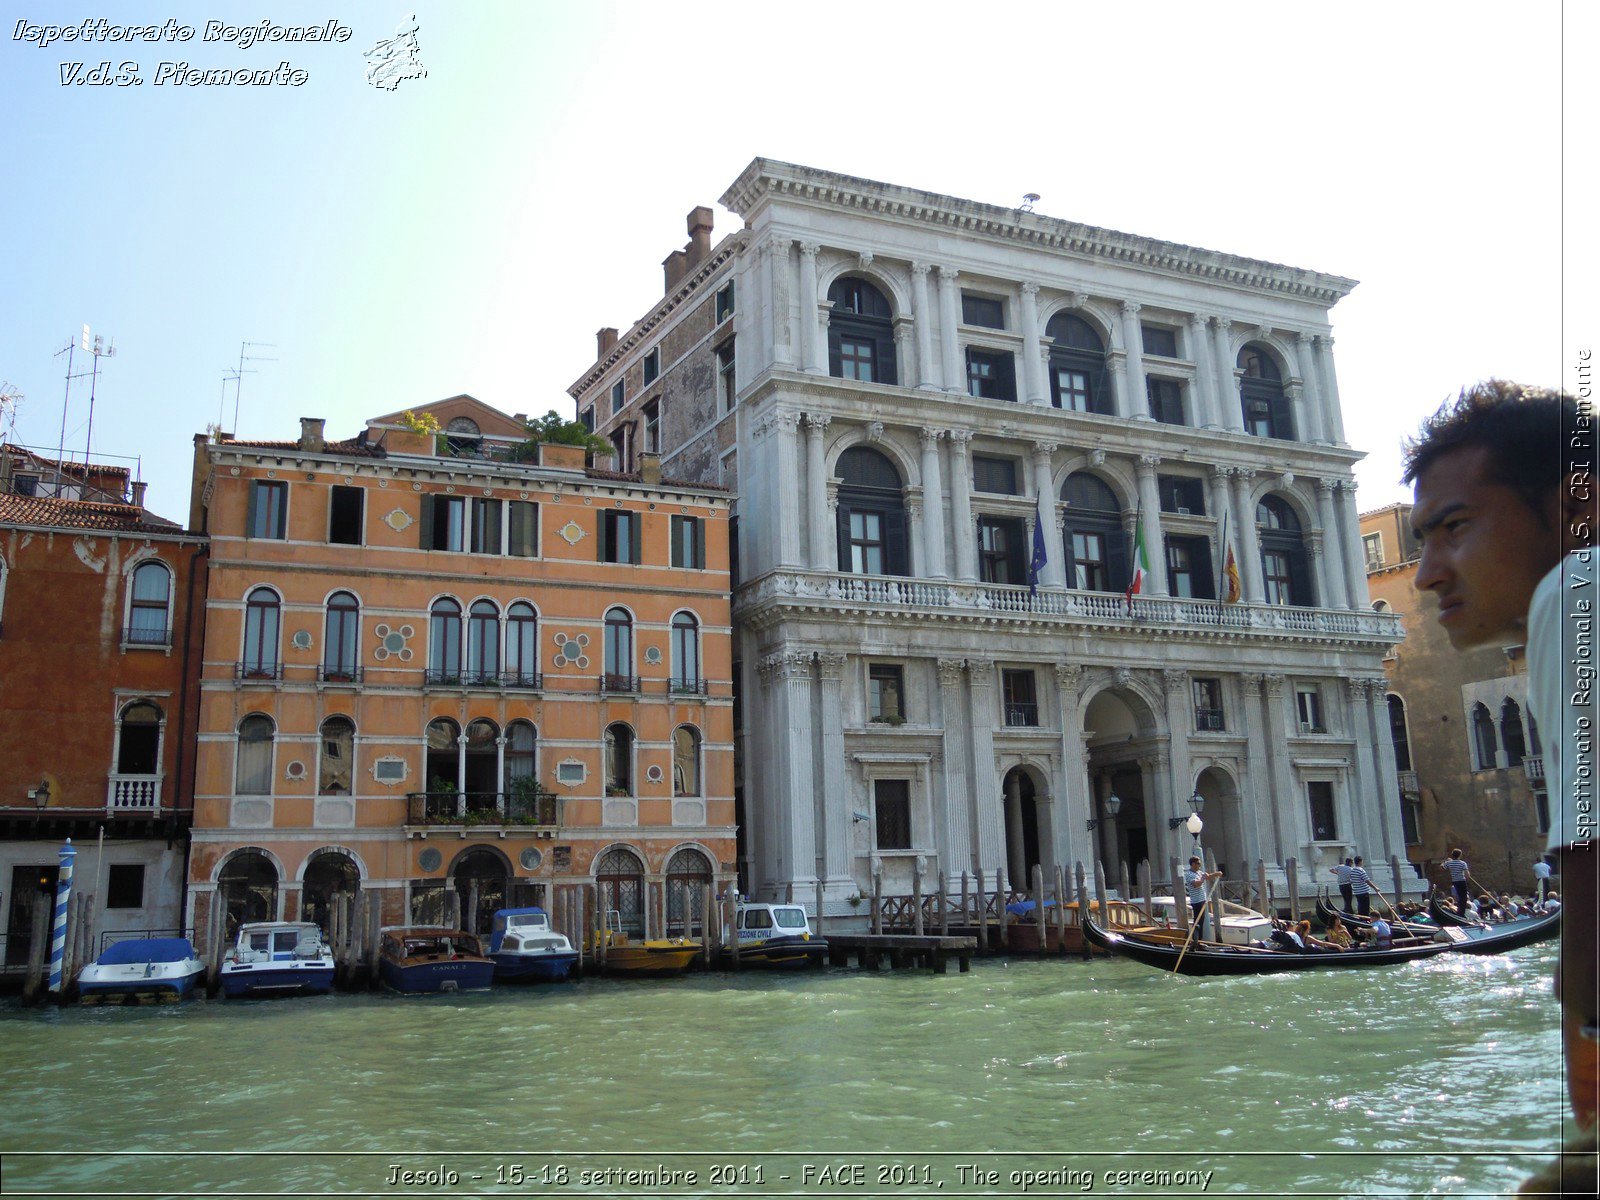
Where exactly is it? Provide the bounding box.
[0,493,185,534]
[583,467,729,492]
[218,436,385,458]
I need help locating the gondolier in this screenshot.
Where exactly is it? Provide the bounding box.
[1331,858,1356,915]
[1184,857,1222,941]
[1348,856,1374,917]
[1532,856,1552,904]
[1442,849,1471,915]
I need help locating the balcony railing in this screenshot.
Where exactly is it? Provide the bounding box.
[107,774,162,811]
[122,625,171,649]
[423,669,541,690]
[1194,707,1226,731]
[668,677,709,696]
[1524,756,1545,782]
[1003,702,1039,728]
[318,664,364,685]
[599,673,640,694]
[234,661,283,682]
[405,789,561,827]
[502,671,544,691]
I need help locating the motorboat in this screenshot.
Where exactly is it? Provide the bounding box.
[378,927,495,994]
[78,937,205,1001]
[720,902,827,968]
[219,922,335,998]
[589,911,699,977]
[488,908,579,982]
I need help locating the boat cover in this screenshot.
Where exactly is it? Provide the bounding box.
[1005,899,1058,916]
[96,938,199,966]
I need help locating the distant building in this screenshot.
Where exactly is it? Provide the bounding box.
[184,397,735,944]
[0,447,207,976]
[1361,502,1548,894]
[570,159,1408,908]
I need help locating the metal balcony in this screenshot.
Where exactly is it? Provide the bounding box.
[405,789,561,827]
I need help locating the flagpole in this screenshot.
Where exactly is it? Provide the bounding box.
[1218,508,1229,600]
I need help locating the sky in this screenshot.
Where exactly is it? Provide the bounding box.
[2,1,1593,523]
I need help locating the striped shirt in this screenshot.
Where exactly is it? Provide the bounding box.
[1349,867,1372,895]
[1184,869,1206,903]
[1332,864,1353,886]
[1444,858,1470,882]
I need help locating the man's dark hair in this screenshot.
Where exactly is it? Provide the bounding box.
[1401,380,1589,520]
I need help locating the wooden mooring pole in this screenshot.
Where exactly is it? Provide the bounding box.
[974,867,987,952]
[1256,859,1270,917]
[912,859,924,937]
[1286,857,1301,923]
[1032,865,1046,955]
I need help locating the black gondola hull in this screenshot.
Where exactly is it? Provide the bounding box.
[1082,917,1454,977]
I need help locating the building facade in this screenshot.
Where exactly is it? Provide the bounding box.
[1361,502,1549,894]
[0,450,206,973]
[572,160,1407,907]
[185,397,735,943]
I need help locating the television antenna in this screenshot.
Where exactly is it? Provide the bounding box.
[222,340,277,434]
[0,382,21,442]
[79,325,116,469]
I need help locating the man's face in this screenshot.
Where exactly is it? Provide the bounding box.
[1411,446,1564,650]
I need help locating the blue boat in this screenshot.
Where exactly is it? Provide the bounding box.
[378,927,495,994]
[78,937,205,1001]
[219,922,336,998]
[488,908,579,982]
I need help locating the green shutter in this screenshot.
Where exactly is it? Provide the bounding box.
[597,510,610,562]
[693,517,705,570]
[419,495,434,550]
[630,512,642,565]
[245,483,259,539]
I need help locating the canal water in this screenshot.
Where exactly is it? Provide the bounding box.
[0,945,1570,1197]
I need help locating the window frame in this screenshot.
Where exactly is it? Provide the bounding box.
[965,348,1017,402]
[322,591,361,681]
[247,480,288,540]
[670,611,701,691]
[1306,780,1338,841]
[317,715,356,796]
[1001,668,1039,727]
[106,863,146,910]
[328,485,364,546]
[235,713,276,796]
[872,778,913,851]
[715,281,735,324]
[1296,686,1325,733]
[125,559,174,648]
[642,348,660,385]
[1192,678,1225,731]
[670,515,705,570]
[428,597,463,680]
[241,587,281,677]
[868,663,905,723]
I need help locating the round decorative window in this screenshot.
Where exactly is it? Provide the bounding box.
[646,764,664,783]
[519,847,542,872]
[418,848,443,873]
[285,761,306,780]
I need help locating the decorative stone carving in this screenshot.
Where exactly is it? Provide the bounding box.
[936,658,966,687]
[1121,300,1141,316]
[911,261,931,278]
[1054,663,1082,691]
[1070,291,1090,311]
[1345,676,1368,702]
[1021,281,1040,296]
[1263,674,1286,698]
[866,421,885,443]
[816,652,848,681]
[856,252,874,270]
[1114,667,1135,690]
[1240,672,1263,698]
[775,410,803,433]
[1089,448,1106,467]
[1279,471,1295,488]
[1032,440,1059,459]
[918,427,944,447]
[947,427,973,449]
[806,413,832,434]
[1162,668,1188,694]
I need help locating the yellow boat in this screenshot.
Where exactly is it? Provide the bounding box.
[588,910,700,977]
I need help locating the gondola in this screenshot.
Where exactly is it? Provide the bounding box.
[1426,895,1491,928]
[1427,899,1560,954]
[1082,914,1453,977]
[1314,891,1439,939]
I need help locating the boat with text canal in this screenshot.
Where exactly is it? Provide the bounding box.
[77,937,205,1002]
[219,921,335,998]
[378,927,495,994]
[719,902,828,969]
[1082,915,1453,976]
[588,910,699,977]
[487,908,579,982]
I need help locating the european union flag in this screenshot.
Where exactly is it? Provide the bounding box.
[1028,494,1048,595]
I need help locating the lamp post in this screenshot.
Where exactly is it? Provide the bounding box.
[1168,791,1205,830]
[1087,792,1122,831]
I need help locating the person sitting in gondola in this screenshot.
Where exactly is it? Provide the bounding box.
[1268,920,1307,953]
[1323,913,1353,950]
[1369,916,1394,950]
[1296,919,1340,953]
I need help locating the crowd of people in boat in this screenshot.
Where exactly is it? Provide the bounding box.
[1254,887,1560,955]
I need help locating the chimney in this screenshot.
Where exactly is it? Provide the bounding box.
[662,249,689,293]
[299,417,326,452]
[686,206,714,265]
[638,451,663,487]
[130,480,148,509]
[596,327,619,358]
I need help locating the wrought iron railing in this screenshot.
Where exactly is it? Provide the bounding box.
[234,661,283,682]
[1195,707,1225,731]
[502,671,544,691]
[318,664,364,684]
[599,673,639,694]
[1003,702,1039,728]
[107,774,162,810]
[122,625,171,648]
[668,677,709,696]
[405,789,560,827]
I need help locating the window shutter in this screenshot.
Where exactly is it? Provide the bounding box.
[998,353,1017,402]
[1271,392,1294,441]
[245,484,259,539]
[1288,541,1315,607]
[827,328,843,378]
[418,495,434,550]
[836,504,852,572]
[1005,517,1026,582]
[1061,525,1078,586]
[1190,537,1215,601]
[1106,524,1130,593]
[630,512,642,565]
[597,511,610,561]
[879,332,898,387]
[693,517,705,570]
[884,506,909,576]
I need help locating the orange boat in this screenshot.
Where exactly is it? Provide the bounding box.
[587,910,700,977]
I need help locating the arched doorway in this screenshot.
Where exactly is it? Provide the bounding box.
[451,847,508,936]
[217,850,279,936]
[596,846,646,936]
[301,849,361,932]
[1083,686,1160,886]
[1001,766,1042,887]
[665,847,713,936]
[1193,767,1244,884]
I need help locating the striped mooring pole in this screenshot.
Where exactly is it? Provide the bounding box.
[47,839,76,994]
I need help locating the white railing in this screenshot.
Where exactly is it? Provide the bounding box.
[1524,756,1545,782]
[107,775,162,811]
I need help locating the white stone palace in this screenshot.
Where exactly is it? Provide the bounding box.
[570,159,1406,908]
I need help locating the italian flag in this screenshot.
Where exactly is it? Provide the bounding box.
[1125,519,1148,612]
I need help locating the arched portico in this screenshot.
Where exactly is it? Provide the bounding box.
[1082,684,1162,886]
[1193,765,1245,883]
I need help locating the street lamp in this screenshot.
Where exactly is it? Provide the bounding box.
[1087,792,1122,830]
[1169,792,1206,829]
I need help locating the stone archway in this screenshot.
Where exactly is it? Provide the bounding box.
[451,846,509,936]
[217,850,279,936]
[301,849,361,932]
[1194,766,1245,884]
[1083,685,1162,887]
[1000,765,1046,888]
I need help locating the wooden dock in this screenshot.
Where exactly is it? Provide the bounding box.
[826,933,975,974]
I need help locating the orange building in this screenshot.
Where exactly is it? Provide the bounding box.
[1,447,207,973]
[185,397,735,944]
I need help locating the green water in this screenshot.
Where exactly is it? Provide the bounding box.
[0,947,1573,1197]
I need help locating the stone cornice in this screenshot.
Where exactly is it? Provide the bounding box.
[720,159,1359,306]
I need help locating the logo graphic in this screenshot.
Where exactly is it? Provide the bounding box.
[364,13,427,91]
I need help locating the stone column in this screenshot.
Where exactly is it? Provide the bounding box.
[797,242,823,374]
[1315,479,1350,610]
[1106,351,1127,418]
[1315,336,1347,444]
[938,266,964,395]
[893,320,915,390]
[1262,674,1304,857]
[1338,481,1371,608]
[773,650,819,887]
[1055,665,1088,871]
[805,414,833,571]
[1365,675,1405,869]
[1135,454,1169,596]
[1020,282,1045,404]
[938,659,975,872]
[1031,442,1063,587]
[817,653,852,886]
[1212,318,1243,432]
[1209,466,1234,582]
[1293,333,1325,442]
[1162,669,1194,837]
[1142,753,1174,871]
[1239,673,1281,865]
[966,658,1005,874]
[1120,302,1151,419]
[948,429,978,581]
[769,238,793,368]
[1005,771,1025,882]
[919,428,948,579]
[1345,677,1380,858]
[906,495,925,577]
[1230,469,1264,603]
[775,410,804,568]
[911,262,939,390]
[1189,313,1219,428]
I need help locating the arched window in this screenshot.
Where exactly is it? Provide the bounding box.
[826,277,897,385]
[1257,495,1314,607]
[1061,473,1128,592]
[1500,698,1527,767]
[241,587,280,677]
[428,598,462,681]
[1045,312,1112,414]
[464,718,499,801]
[318,716,355,795]
[1472,702,1498,770]
[1387,693,1420,844]
[603,608,633,690]
[1239,343,1292,440]
[505,720,536,789]
[604,723,634,796]
[116,701,162,777]
[673,725,702,797]
[322,592,360,681]
[506,602,538,685]
[236,714,275,795]
[835,446,908,576]
[218,850,278,930]
[127,561,172,645]
[466,600,500,682]
[595,845,646,936]
[425,717,460,795]
[665,847,713,935]
[671,612,700,692]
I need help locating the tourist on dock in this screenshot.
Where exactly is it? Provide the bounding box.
[1404,379,1595,1133]
[1442,849,1472,915]
[1332,857,1356,915]
[1533,856,1553,905]
[1349,856,1375,916]
[1184,856,1222,941]
[1323,913,1354,950]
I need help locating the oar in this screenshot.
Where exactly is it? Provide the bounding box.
[1172,874,1223,974]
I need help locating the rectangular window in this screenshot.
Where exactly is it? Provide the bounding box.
[1263,550,1294,605]
[849,511,884,575]
[838,336,875,382]
[643,400,660,454]
[13,473,39,496]
[426,495,465,552]
[671,515,705,569]
[1246,397,1275,438]
[579,407,595,433]
[600,510,642,565]
[1002,668,1038,727]
[1055,366,1092,412]
[1141,324,1179,358]
[328,485,363,545]
[715,281,735,324]
[717,341,736,413]
[1158,476,1205,515]
[978,517,1024,585]
[966,349,1017,402]
[1147,377,1186,426]
[1164,534,1214,600]
[971,455,1019,496]
[507,501,538,557]
[610,380,625,416]
[1307,781,1337,840]
[1072,531,1108,590]
[1297,687,1325,732]
[1193,678,1224,731]
[873,779,912,850]
[106,864,145,909]
[470,498,502,555]
[247,481,287,539]
[961,294,1006,329]
[642,348,660,385]
[868,664,904,722]
[1362,532,1383,572]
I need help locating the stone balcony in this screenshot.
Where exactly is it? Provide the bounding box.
[107,774,163,812]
